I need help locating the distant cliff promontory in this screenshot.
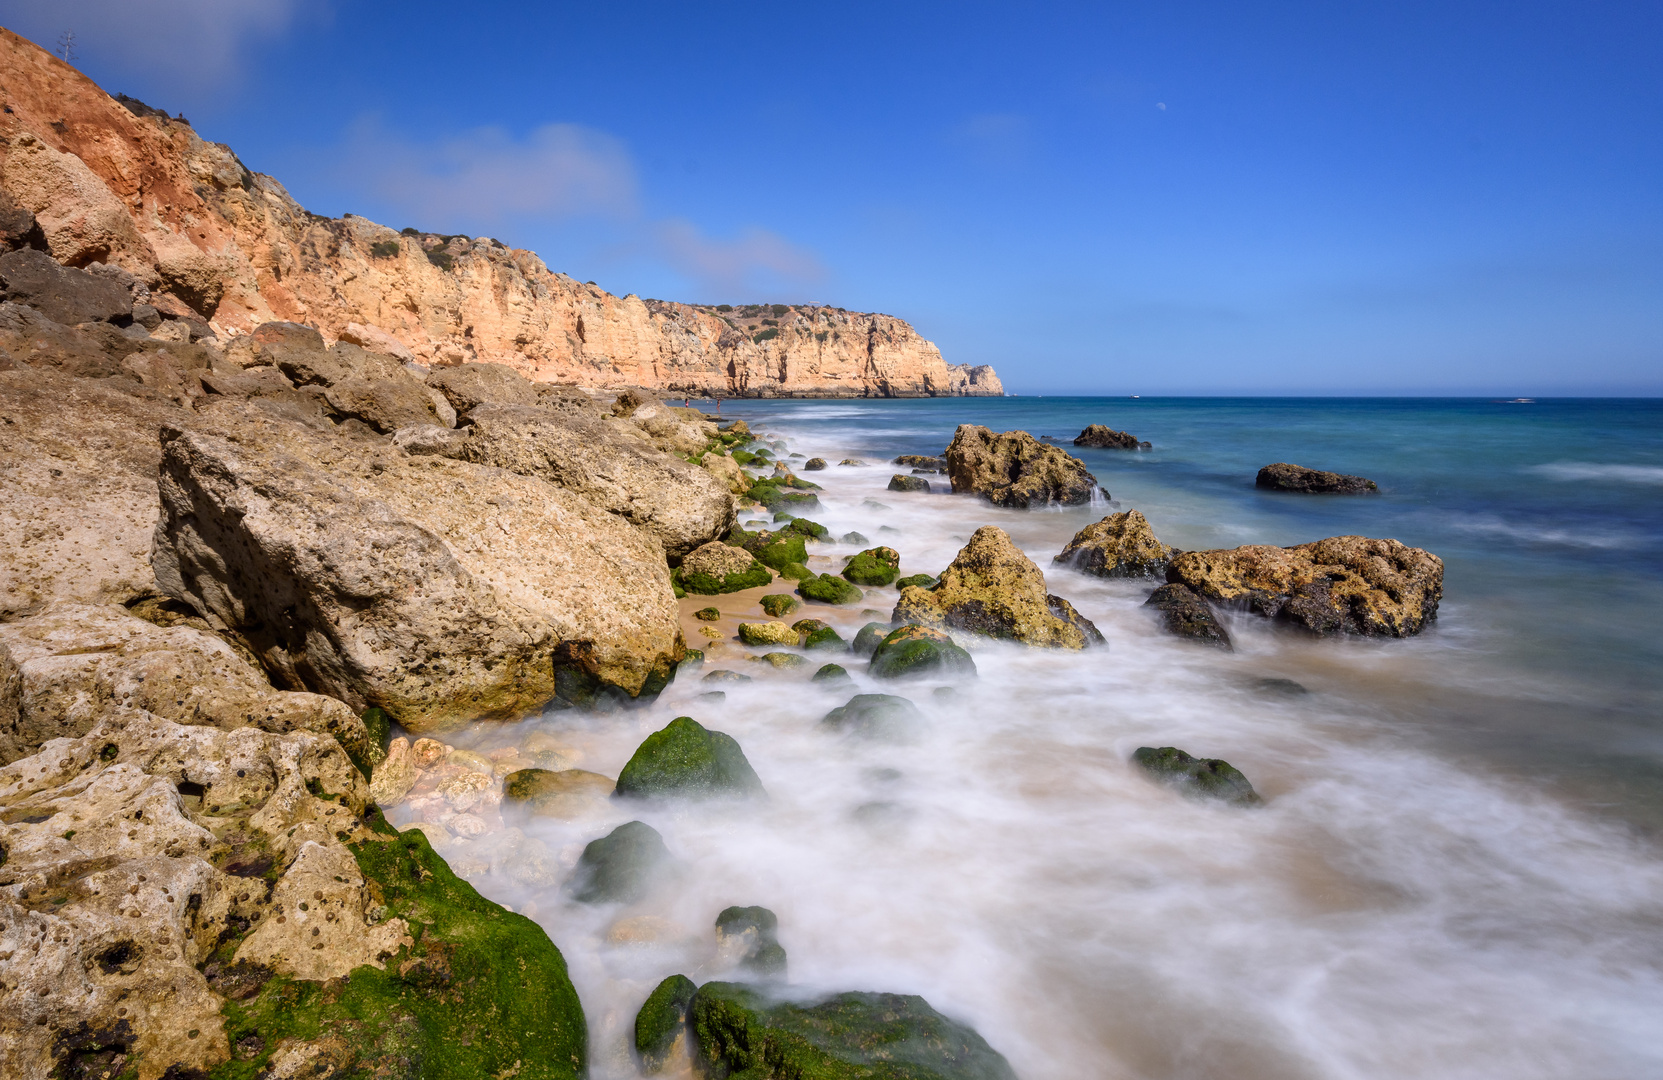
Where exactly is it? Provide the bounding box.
[0,29,1001,397]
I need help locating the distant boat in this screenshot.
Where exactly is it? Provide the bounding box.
[1506,398,1535,404]
[1131,395,1140,399]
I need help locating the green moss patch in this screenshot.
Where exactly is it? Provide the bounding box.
[869,626,977,681]
[615,717,765,801]
[759,593,801,618]
[842,547,901,587]
[635,974,697,1074]
[797,574,862,605]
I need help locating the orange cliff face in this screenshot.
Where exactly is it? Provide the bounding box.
[0,30,1002,397]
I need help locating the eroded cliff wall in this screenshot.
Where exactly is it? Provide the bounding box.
[0,29,1001,397]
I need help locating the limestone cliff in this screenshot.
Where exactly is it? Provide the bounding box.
[0,29,1002,398]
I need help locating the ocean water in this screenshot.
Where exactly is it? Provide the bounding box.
[408,397,1663,1080]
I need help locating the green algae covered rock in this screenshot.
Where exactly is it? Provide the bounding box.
[753,651,809,669]
[895,573,937,590]
[675,541,773,595]
[798,573,863,605]
[679,648,705,674]
[1131,746,1263,806]
[777,560,814,581]
[786,516,830,540]
[695,606,722,621]
[821,693,923,740]
[760,593,801,617]
[841,530,871,546]
[852,621,894,658]
[615,716,765,800]
[715,905,788,979]
[635,974,698,1075]
[220,826,588,1079]
[842,546,902,586]
[568,819,673,903]
[792,617,830,635]
[869,625,977,681]
[804,625,848,651]
[739,620,798,646]
[690,982,1016,1080]
[813,663,855,687]
[749,532,810,571]
[349,705,393,778]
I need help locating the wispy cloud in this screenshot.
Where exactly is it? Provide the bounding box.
[653,219,825,298]
[947,111,1033,166]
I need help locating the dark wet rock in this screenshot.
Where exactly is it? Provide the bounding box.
[1054,509,1173,578]
[803,457,827,470]
[689,982,1017,1080]
[798,573,863,605]
[1144,583,1233,649]
[635,974,698,1075]
[803,625,849,651]
[888,474,931,493]
[760,593,801,617]
[1252,677,1310,696]
[702,669,754,684]
[1132,746,1263,806]
[894,573,937,590]
[813,663,855,687]
[1255,462,1378,494]
[945,424,1100,508]
[0,248,132,324]
[614,716,765,800]
[695,606,722,621]
[1074,424,1150,450]
[699,690,728,703]
[716,905,788,979]
[894,454,948,471]
[821,693,923,740]
[852,621,893,658]
[841,531,871,545]
[842,546,901,586]
[895,526,1099,649]
[869,625,977,681]
[1166,535,1442,637]
[567,820,673,903]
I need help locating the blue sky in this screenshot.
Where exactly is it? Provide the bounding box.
[10,1,1662,394]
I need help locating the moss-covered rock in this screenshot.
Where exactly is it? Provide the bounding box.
[760,593,801,617]
[567,820,673,903]
[852,621,893,658]
[675,563,773,596]
[1144,583,1233,648]
[749,532,810,571]
[842,546,902,586]
[813,663,854,687]
[804,625,848,651]
[346,706,393,779]
[779,490,822,511]
[894,573,937,590]
[777,560,814,581]
[715,906,788,979]
[218,827,588,1079]
[792,617,829,635]
[501,767,616,821]
[738,620,798,646]
[1131,746,1263,806]
[821,693,923,740]
[888,474,931,493]
[753,651,809,669]
[679,648,705,674]
[635,974,698,1074]
[702,669,753,684]
[1054,509,1173,578]
[786,516,830,540]
[695,606,722,621]
[615,716,765,800]
[798,573,863,605]
[869,626,977,681]
[690,982,1016,1080]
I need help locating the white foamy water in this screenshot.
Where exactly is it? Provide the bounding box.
[393,419,1663,1079]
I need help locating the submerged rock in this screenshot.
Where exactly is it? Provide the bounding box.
[715,905,788,979]
[813,663,855,687]
[1055,509,1173,578]
[945,424,1099,508]
[868,625,978,680]
[894,526,1101,649]
[1144,583,1233,649]
[1074,423,1150,450]
[1166,535,1443,636]
[753,651,809,669]
[821,693,923,740]
[798,573,863,605]
[803,457,828,470]
[851,621,893,658]
[894,454,948,471]
[803,625,848,651]
[843,546,901,586]
[502,767,616,820]
[689,982,1017,1080]
[636,974,698,1074]
[568,820,673,903]
[887,474,931,493]
[614,716,765,800]
[1256,462,1378,494]
[1132,746,1263,806]
[841,530,872,546]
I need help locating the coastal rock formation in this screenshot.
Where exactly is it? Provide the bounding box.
[715,904,788,978]
[613,716,765,801]
[1074,424,1149,450]
[1166,536,1443,636]
[1055,509,1174,578]
[0,31,1001,398]
[1143,584,1233,649]
[153,416,683,732]
[0,710,587,1079]
[945,425,1101,508]
[1255,462,1378,494]
[868,626,978,680]
[895,526,1102,648]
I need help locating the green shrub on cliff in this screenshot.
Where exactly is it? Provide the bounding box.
[369,239,401,258]
[753,328,779,343]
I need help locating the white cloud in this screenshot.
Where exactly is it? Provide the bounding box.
[948,111,1032,166]
[653,219,825,298]
[342,121,639,228]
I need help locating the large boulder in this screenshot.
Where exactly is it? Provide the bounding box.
[0,710,587,1079]
[0,247,131,324]
[613,716,765,800]
[439,404,735,559]
[1132,746,1263,806]
[1143,584,1232,649]
[0,368,181,619]
[152,412,683,732]
[1054,509,1173,578]
[944,424,1099,508]
[426,361,543,413]
[1073,424,1148,450]
[1165,536,1443,636]
[894,526,1101,649]
[0,603,371,766]
[678,541,772,594]
[1256,462,1378,494]
[689,982,1017,1080]
[321,354,447,433]
[702,451,750,495]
